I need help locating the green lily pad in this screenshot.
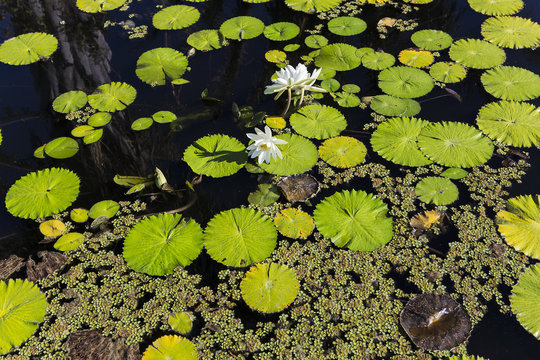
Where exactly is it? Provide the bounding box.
[264,22,300,41]
[88,200,119,219]
[248,184,281,207]
[136,48,188,86]
[335,92,361,107]
[54,232,85,251]
[429,62,467,83]
[415,177,459,205]
[318,136,367,168]
[0,32,58,65]
[76,0,126,13]
[259,134,318,176]
[369,95,408,116]
[152,5,200,30]
[378,66,434,98]
[5,168,80,219]
[321,78,340,92]
[289,104,347,140]
[315,43,361,71]
[88,82,136,112]
[511,263,540,339]
[418,122,494,168]
[142,335,198,360]
[183,134,247,178]
[481,16,540,49]
[152,110,177,124]
[284,44,301,52]
[362,52,395,70]
[240,263,299,313]
[398,49,434,68]
[285,0,342,13]
[83,129,103,144]
[274,208,314,239]
[168,312,193,334]
[203,208,277,267]
[187,30,223,51]
[71,125,95,137]
[477,101,540,147]
[441,168,469,180]
[44,137,79,159]
[0,279,47,355]
[468,0,523,16]
[342,84,360,93]
[481,66,540,101]
[449,39,506,69]
[411,29,453,51]
[220,16,265,40]
[305,35,328,49]
[87,112,111,127]
[70,208,89,223]
[497,195,540,259]
[371,117,432,167]
[52,91,87,113]
[327,16,367,36]
[314,189,394,251]
[123,213,203,275]
[131,117,153,131]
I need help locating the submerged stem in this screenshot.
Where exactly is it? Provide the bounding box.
[281,88,292,117]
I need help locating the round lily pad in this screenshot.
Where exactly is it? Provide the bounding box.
[327,16,367,36]
[476,101,540,147]
[411,29,453,50]
[259,134,318,176]
[415,176,459,205]
[52,91,87,113]
[152,110,177,123]
[152,5,200,30]
[248,184,281,207]
[76,0,126,13]
[441,168,469,180]
[314,189,394,251]
[481,66,540,101]
[449,39,506,69]
[131,117,153,131]
[398,49,434,68]
[88,200,120,219]
[220,16,265,40]
[361,51,395,70]
[187,30,223,51]
[54,232,85,251]
[136,48,188,86]
[371,117,432,167]
[44,137,79,159]
[305,35,328,49]
[285,0,341,13]
[318,136,366,168]
[335,92,361,107]
[39,219,66,237]
[289,104,347,140]
[142,335,198,360]
[0,32,58,65]
[82,128,103,144]
[468,0,523,16]
[72,125,95,138]
[123,213,203,275]
[203,208,277,267]
[263,22,300,41]
[511,263,540,339]
[481,16,540,49]
[321,78,340,92]
[265,50,286,63]
[315,43,361,71]
[5,168,80,219]
[497,195,540,259]
[168,312,193,334]
[342,84,360,93]
[429,62,467,83]
[418,122,494,168]
[87,112,111,127]
[183,134,247,178]
[0,279,48,355]
[378,66,434,98]
[274,208,314,239]
[70,208,89,223]
[369,95,408,116]
[88,82,136,112]
[240,263,299,313]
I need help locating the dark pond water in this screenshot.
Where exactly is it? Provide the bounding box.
[0,0,539,358]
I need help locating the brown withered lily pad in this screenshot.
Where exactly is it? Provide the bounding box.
[26,251,67,281]
[0,254,25,280]
[277,174,319,203]
[67,330,139,360]
[400,293,472,350]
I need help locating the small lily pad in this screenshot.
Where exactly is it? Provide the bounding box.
[259,134,318,176]
[52,91,87,113]
[305,35,328,49]
[327,16,367,36]
[39,219,66,237]
[168,312,193,335]
[54,232,85,251]
[187,30,223,51]
[83,129,103,144]
[362,51,395,70]
[440,168,469,180]
[289,104,347,140]
[152,110,177,124]
[72,125,95,138]
[263,22,300,41]
[87,112,111,127]
[0,32,58,65]
[318,136,366,168]
[398,49,434,68]
[131,117,153,131]
[88,82,136,112]
[88,200,120,219]
[248,184,281,206]
[274,208,314,239]
[44,137,79,159]
[70,208,89,223]
[415,176,459,205]
[142,335,198,360]
[315,43,361,71]
[76,0,126,13]
[378,66,434,99]
[369,95,408,116]
[411,29,453,51]
[220,16,265,40]
[136,48,188,86]
[152,5,200,30]
[429,62,467,83]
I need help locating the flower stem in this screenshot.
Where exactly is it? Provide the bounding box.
[281,88,292,117]
[298,89,305,108]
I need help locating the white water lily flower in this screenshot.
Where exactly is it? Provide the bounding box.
[246,126,288,164]
[264,63,327,100]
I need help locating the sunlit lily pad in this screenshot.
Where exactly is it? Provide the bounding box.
[327,16,367,36]
[305,35,328,49]
[318,136,366,168]
[511,263,540,339]
[39,219,66,237]
[371,117,432,167]
[274,208,314,239]
[124,213,203,275]
[70,208,89,223]
[168,312,193,334]
[204,208,277,267]
[72,125,95,138]
[476,101,540,147]
[259,134,318,176]
[0,279,47,355]
[335,92,361,107]
[411,29,453,50]
[83,129,103,144]
[248,184,281,207]
[220,16,265,40]
[142,335,198,360]
[369,95,408,116]
[314,189,393,251]
[378,66,434,98]
[315,43,361,71]
[131,117,153,131]
[429,62,467,83]
[183,134,247,178]
[289,105,346,140]
[441,168,468,180]
[52,91,87,113]
[415,176,459,205]
[265,50,286,63]
[418,122,494,168]
[152,5,200,30]
[285,0,342,13]
[467,0,523,16]
[241,263,299,313]
[481,16,540,49]
[54,232,85,252]
[342,84,360,93]
[76,0,126,13]
[263,22,300,41]
[187,30,223,51]
[5,168,80,220]
[497,195,540,259]
[361,51,395,70]
[398,49,434,68]
[87,112,111,127]
[88,200,119,219]
[152,111,177,123]
[0,32,58,65]
[88,82,136,112]
[481,66,540,101]
[136,48,188,86]
[449,39,506,69]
